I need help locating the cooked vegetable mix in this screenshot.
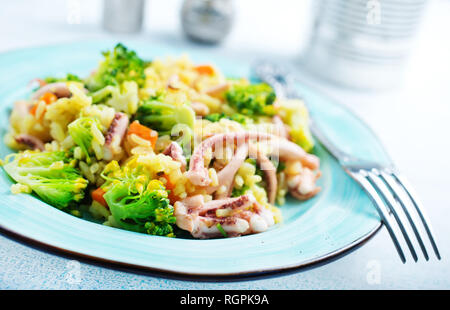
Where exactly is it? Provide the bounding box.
[2,43,321,239]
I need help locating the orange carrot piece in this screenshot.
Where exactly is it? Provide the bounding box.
[30,92,58,116]
[162,175,178,204]
[92,187,108,207]
[40,92,58,105]
[29,104,39,116]
[127,121,158,149]
[194,65,215,75]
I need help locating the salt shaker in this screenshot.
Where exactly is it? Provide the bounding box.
[103,0,145,33]
[181,0,234,44]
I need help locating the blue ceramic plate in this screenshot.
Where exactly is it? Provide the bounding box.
[0,41,389,276]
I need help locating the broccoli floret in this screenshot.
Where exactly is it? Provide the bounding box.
[225,83,276,116]
[231,185,250,198]
[90,81,139,115]
[44,73,82,84]
[102,165,176,237]
[229,113,252,124]
[85,43,146,91]
[68,117,104,164]
[204,112,252,125]
[3,151,88,209]
[204,113,224,123]
[135,99,195,135]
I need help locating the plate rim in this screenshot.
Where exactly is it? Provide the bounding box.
[0,221,382,277]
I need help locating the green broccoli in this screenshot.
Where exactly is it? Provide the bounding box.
[231,185,250,198]
[204,113,224,123]
[225,83,276,116]
[102,171,176,237]
[44,73,82,84]
[3,151,88,209]
[204,112,252,125]
[229,113,252,124]
[68,117,104,164]
[85,43,147,91]
[135,99,195,135]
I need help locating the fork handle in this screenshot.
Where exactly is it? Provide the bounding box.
[309,122,357,164]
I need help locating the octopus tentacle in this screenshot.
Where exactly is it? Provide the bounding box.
[187,132,319,186]
[174,194,274,239]
[14,134,45,151]
[163,142,187,171]
[103,112,129,161]
[248,144,277,204]
[206,143,249,198]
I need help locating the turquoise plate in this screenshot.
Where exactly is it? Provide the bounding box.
[0,41,389,276]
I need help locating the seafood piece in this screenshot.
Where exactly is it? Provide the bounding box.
[174,194,274,239]
[31,82,72,100]
[103,112,129,161]
[14,134,45,151]
[187,132,271,186]
[31,82,89,101]
[163,142,187,171]
[286,162,321,200]
[248,144,277,204]
[275,140,319,169]
[205,83,229,97]
[191,101,210,116]
[187,132,319,186]
[167,74,181,90]
[207,143,249,199]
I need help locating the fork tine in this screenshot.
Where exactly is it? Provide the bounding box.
[367,170,418,261]
[385,171,441,260]
[379,171,430,261]
[351,171,407,263]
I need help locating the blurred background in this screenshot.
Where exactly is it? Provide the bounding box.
[1,0,448,202]
[1,0,449,289]
[1,0,449,90]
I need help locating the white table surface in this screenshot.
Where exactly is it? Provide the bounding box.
[0,0,449,289]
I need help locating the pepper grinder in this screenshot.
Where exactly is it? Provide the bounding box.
[181,0,234,44]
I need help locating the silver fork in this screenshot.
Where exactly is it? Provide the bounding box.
[253,60,441,263]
